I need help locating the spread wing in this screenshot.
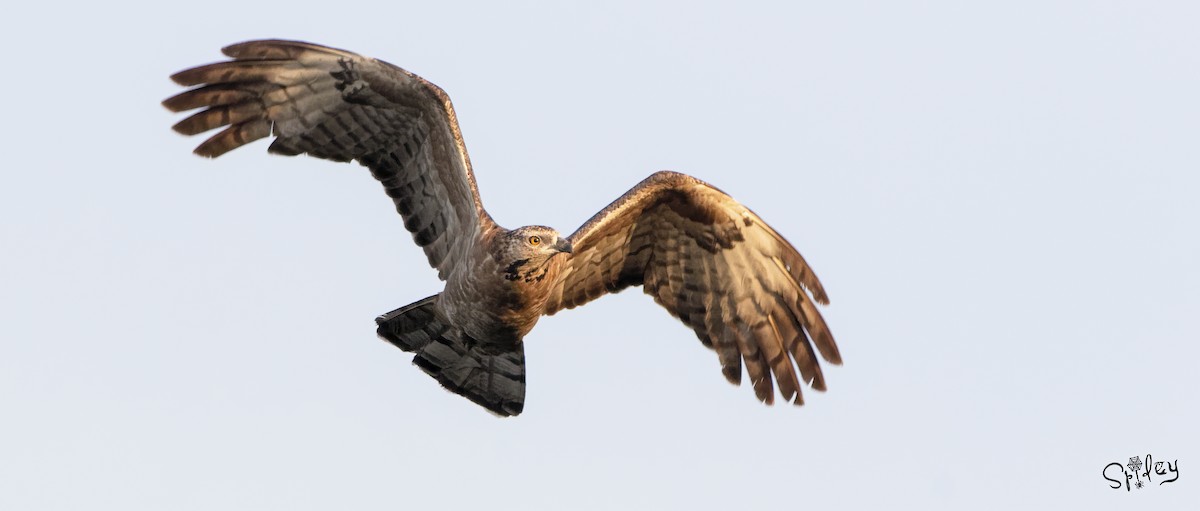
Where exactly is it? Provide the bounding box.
[544,171,840,405]
[163,40,495,278]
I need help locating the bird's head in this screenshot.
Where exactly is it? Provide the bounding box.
[496,226,572,284]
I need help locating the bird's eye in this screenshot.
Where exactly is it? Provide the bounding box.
[528,235,542,246]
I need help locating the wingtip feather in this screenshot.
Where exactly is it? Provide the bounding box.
[813,292,831,306]
[168,68,195,86]
[222,39,360,61]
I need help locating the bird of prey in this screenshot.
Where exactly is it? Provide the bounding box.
[164,40,841,416]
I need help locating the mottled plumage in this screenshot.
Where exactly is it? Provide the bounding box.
[165,40,841,416]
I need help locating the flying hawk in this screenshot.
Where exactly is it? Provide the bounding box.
[164,40,841,416]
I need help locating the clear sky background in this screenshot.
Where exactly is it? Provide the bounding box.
[2,1,1196,509]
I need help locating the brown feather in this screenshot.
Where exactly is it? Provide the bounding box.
[733,320,774,404]
[172,100,266,136]
[546,170,839,407]
[162,83,260,112]
[194,120,273,158]
[169,60,323,87]
[764,313,801,403]
[164,39,495,280]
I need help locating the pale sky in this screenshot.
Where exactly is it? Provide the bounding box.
[2,1,1197,509]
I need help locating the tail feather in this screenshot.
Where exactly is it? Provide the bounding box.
[376,295,526,417]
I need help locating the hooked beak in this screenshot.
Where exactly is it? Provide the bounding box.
[554,238,573,254]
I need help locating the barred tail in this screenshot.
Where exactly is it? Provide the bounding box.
[375,295,526,416]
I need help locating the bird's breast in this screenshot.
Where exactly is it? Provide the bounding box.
[438,254,563,343]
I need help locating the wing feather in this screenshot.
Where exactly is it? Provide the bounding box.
[164,39,496,278]
[544,171,838,406]
[700,255,739,383]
